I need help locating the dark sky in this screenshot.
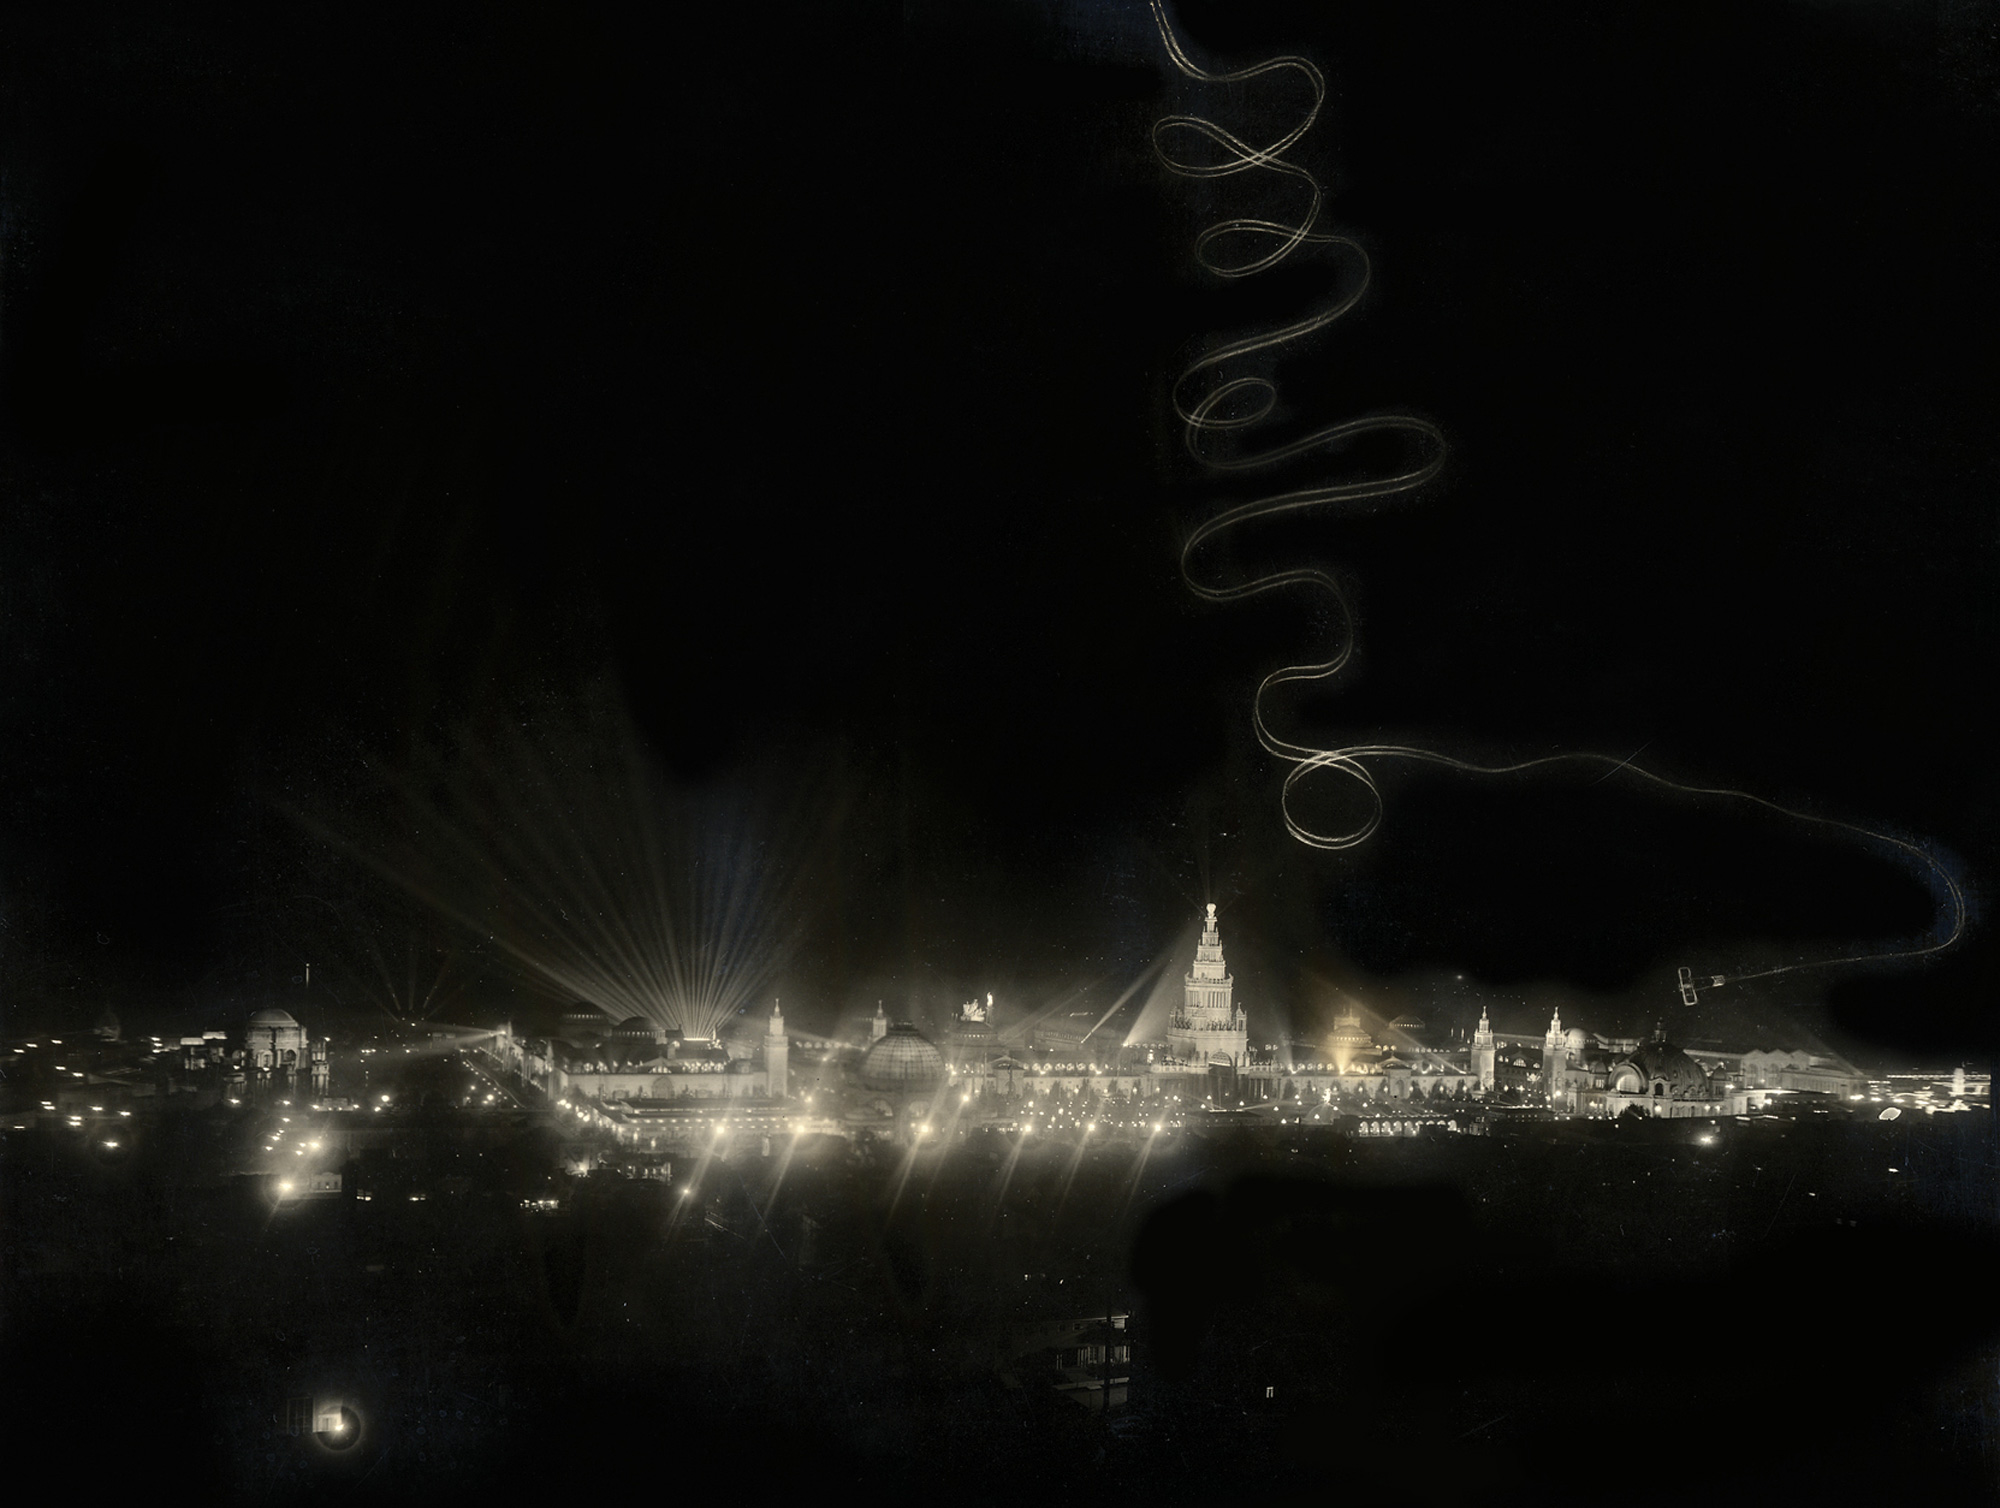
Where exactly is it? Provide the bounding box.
[3,1,1994,1057]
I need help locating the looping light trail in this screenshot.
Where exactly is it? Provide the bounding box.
[1147,1,1964,987]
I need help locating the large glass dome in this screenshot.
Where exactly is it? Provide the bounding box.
[859,1023,945,1093]
[1617,1040,1714,1099]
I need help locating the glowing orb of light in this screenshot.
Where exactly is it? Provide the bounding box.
[316,1406,362,1450]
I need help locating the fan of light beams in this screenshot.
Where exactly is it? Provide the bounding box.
[329,687,816,1043]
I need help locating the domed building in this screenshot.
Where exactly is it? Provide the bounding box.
[1543,1011,1746,1118]
[548,1002,789,1108]
[1328,1007,1375,1073]
[1612,1040,1714,1103]
[1386,1013,1426,1044]
[859,1023,945,1095]
[602,1015,671,1066]
[246,1007,307,1071]
[559,1005,614,1047]
[236,1005,332,1097]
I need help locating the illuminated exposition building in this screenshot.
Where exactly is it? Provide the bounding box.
[1540,1011,1750,1118]
[1125,912,1855,1121]
[543,1004,787,1104]
[1540,1012,1863,1117]
[169,1006,333,1101]
[946,994,997,1061]
[1166,904,1248,1069]
[495,906,1865,1144]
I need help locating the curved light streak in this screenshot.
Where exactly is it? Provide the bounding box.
[1147,1,1964,987]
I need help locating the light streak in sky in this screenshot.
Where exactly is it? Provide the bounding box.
[996,972,1115,1046]
[302,687,819,1041]
[1146,1,1965,988]
[1121,929,1197,1047]
[1080,954,1170,1044]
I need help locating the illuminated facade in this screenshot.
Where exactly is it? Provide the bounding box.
[765,1003,788,1100]
[1166,904,1248,1068]
[1737,1049,1864,1097]
[540,1002,788,1104]
[1328,1007,1374,1072]
[1470,1006,1496,1092]
[947,995,999,1062]
[247,1008,309,1074]
[1541,1012,1751,1119]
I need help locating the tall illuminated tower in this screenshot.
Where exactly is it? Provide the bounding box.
[1471,1005,1496,1093]
[1542,1007,1568,1111]
[765,1000,788,1100]
[1168,903,1249,1068]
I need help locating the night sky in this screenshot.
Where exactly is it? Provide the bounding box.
[3,1,1994,1058]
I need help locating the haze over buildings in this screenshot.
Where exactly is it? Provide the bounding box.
[3,0,1994,1500]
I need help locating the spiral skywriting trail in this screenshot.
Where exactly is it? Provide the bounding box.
[1147,0,1964,988]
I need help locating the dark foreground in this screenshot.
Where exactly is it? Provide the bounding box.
[5,1100,1998,1506]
